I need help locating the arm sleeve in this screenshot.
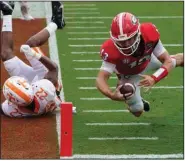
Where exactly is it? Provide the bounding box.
[100,61,116,74]
[153,40,167,57]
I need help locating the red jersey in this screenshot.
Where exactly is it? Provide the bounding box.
[100,23,160,75]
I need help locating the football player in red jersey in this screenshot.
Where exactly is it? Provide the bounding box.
[96,12,183,117]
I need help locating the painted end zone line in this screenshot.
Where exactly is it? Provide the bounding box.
[69,154,183,159]
[88,137,158,140]
[86,122,150,126]
[83,109,129,113]
[79,86,183,89]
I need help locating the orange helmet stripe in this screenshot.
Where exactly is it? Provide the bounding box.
[6,81,32,103]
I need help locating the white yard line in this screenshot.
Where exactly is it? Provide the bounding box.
[65,12,100,15]
[83,110,129,113]
[71,52,99,54]
[65,8,98,11]
[69,38,107,40]
[74,68,100,70]
[68,26,106,29]
[69,44,183,47]
[68,32,108,34]
[73,60,101,62]
[67,21,104,24]
[66,16,183,19]
[86,122,150,126]
[69,154,183,159]
[88,137,159,140]
[64,4,96,7]
[81,98,110,100]
[79,86,183,89]
[76,77,116,79]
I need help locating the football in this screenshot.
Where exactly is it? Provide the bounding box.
[119,81,136,99]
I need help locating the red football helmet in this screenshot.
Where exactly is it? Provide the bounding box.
[110,12,141,56]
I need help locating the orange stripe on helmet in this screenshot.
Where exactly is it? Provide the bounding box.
[6,81,32,104]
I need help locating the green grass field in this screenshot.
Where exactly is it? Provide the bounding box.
[56,1,183,159]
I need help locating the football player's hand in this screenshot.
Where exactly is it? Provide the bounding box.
[111,85,125,101]
[138,74,155,87]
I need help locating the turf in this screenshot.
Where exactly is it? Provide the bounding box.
[56,1,183,156]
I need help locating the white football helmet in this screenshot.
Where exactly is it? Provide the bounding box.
[3,76,34,106]
[31,79,56,102]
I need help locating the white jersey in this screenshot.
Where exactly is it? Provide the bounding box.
[1,79,59,118]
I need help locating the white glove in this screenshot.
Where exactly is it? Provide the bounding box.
[20,44,42,60]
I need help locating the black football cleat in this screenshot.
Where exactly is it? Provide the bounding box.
[142,99,150,112]
[51,1,66,29]
[0,1,14,15]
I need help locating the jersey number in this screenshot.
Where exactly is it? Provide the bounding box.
[35,88,48,100]
[129,55,151,68]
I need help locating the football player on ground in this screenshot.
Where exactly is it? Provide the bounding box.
[96,12,183,117]
[0,2,75,117]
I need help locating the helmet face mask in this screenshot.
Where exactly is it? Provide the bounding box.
[3,76,34,106]
[110,12,141,56]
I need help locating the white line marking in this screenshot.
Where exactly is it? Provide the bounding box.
[73,60,101,62]
[67,21,104,24]
[76,77,116,79]
[66,16,183,19]
[65,12,100,15]
[74,68,100,70]
[70,154,183,159]
[69,44,183,47]
[88,137,159,140]
[65,4,96,7]
[79,86,183,89]
[65,8,98,11]
[81,98,110,100]
[83,110,129,113]
[86,122,150,126]
[45,1,64,153]
[71,52,99,54]
[69,38,107,40]
[68,26,106,29]
[68,32,108,34]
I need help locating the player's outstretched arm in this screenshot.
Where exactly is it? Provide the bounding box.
[25,22,57,47]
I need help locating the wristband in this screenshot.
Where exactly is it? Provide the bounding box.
[151,66,168,83]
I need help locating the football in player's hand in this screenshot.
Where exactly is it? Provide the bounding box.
[119,81,136,100]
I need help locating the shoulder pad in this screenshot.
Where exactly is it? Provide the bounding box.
[100,39,119,64]
[140,23,160,42]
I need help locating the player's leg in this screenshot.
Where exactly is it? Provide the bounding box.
[19,1,34,20]
[120,76,147,117]
[170,53,184,67]
[0,2,37,82]
[1,2,15,62]
[25,21,57,47]
[22,21,58,79]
